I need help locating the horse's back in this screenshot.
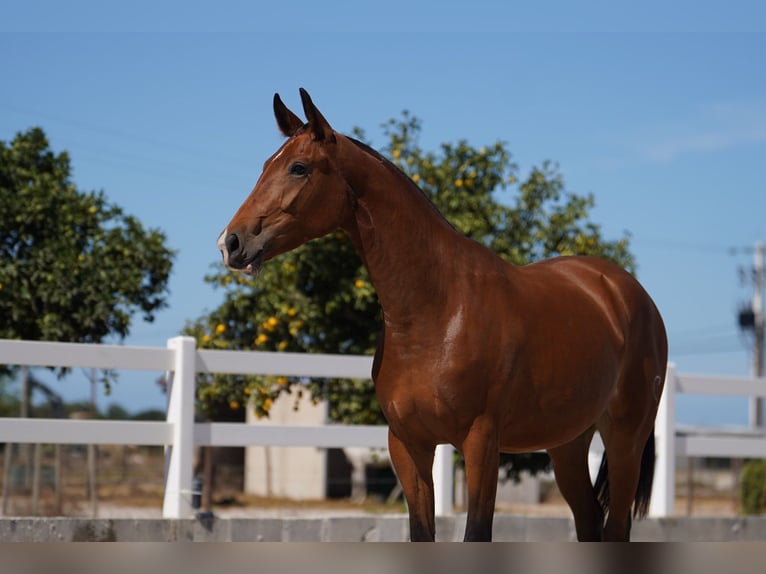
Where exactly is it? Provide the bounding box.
[522,255,665,344]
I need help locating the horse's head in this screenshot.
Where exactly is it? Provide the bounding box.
[218,88,351,274]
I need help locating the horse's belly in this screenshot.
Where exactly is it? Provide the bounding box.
[498,421,589,452]
[377,317,622,450]
[376,362,491,445]
[497,365,619,451]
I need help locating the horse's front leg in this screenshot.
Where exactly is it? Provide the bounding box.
[388,429,436,541]
[461,415,500,541]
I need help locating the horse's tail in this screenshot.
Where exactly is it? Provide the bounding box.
[593,429,656,519]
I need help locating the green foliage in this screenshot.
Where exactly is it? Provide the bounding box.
[104,403,131,420]
[740,459,766,515]
[0,374,20,417]
[130,408,166,421]
[498,452,552,483]
[186,112,634,434]
[0,128,175,345]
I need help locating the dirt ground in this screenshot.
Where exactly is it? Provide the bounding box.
[29,487,744,520]
[496,490,742,518]
[0,446,750,519]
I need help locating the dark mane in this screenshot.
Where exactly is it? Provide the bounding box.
[346,136,456,231]
[346,136,388,163]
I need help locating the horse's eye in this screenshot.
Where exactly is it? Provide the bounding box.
[288,162,308,176]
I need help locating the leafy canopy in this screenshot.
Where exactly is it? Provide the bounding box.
[185,112,634,431]
[0,127,175,344]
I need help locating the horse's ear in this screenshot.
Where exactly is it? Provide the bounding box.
[299,88,336,143]
[273,93,305,137]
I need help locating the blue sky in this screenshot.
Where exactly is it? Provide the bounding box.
[2,2,765,424]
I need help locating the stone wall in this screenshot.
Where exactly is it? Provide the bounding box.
[2,516,766,542]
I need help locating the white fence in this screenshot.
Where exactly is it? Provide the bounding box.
[650,364,766,516]
[1,339,765,519]
[0,337,453,518]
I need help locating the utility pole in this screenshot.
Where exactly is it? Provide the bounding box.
[738,241,765,427]
[751,240,765,428]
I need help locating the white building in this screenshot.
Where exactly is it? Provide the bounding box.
[245,391,330,499]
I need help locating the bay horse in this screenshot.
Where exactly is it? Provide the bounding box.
[218,89,668,541]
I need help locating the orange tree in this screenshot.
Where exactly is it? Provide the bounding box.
[0,128,175,344]
[0,127,174,398]
[184,113,633,478]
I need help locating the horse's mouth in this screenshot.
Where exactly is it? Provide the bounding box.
[242,249,264,275]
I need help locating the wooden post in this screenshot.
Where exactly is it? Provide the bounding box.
[264,446,273,498]
[731,457,743,513]
[54,445,62,515]
[2,442,13,515]
[32,443,42,515]
[685,457,694,516]
[88,444,98,517]
[20,366,31,491]
[203,446,214,512]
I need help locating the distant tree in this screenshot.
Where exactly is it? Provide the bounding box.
[0,128,175,346]
[0,374,19,417]
[64,400,94,417]
[131,408,166,421]
[105,403,131,420]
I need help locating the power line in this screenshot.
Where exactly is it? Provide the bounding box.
[671,346,745,358]
[0,102,255,166]
[671,323,739,338]
[670,332,744,358]
[631,237,735,254]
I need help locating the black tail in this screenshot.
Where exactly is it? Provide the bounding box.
[593,429,656,519]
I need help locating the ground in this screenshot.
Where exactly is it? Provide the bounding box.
[0,446,752,519]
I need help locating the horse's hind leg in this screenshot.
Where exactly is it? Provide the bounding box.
[548,427,604,541]
[387,429,436,541]
[598,362,663,541]
[597,426,646,541]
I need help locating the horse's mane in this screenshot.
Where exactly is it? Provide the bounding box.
[345,136,387,163]
[345,136,456,231]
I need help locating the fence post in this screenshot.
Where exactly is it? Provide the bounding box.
[163,336,197,518]
[433,443,454,516]
[650,362,676,517]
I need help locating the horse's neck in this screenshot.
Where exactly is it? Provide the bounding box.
[339,140,465,324]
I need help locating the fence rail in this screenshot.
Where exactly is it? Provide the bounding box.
[2,339,765,518]
[650,364,766,516]
[0,337,452,518]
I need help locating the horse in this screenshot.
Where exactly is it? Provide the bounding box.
[217,89,668,541]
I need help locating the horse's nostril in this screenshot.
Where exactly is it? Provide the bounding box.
[225,232,240,255]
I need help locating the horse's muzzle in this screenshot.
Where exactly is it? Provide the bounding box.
[217,228,263,274]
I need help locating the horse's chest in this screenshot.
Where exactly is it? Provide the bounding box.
[377,385,464,444]
[374,352,492,441]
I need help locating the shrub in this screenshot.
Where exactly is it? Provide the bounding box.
[740,459,766,515]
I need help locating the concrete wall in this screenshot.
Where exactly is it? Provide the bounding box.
[455,469,550,507]
[245,392,329,499]
[2,516,766,542]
